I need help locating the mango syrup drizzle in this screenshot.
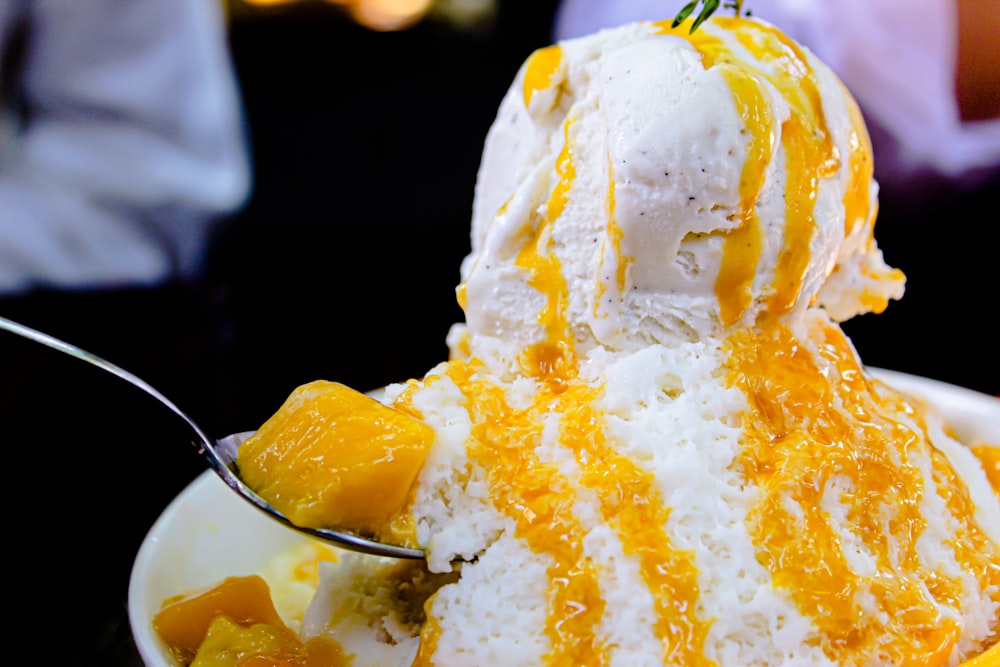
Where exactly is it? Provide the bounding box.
[839,85,906,315]
[441,360,609,667]
[592,151,629,329]
[655,18,839,324]
[513,111,711,664]
[428,118,611,660]
[971,446,1000,495]
[523,44,563,109]
[654,16,1000,662]
[840,84,873,242]
[932,447,1000,651]
[725,316,1000,665]
[515,59,713,665]
[409,615,442,667]
[708,63,772,326]
[419,43,714,665]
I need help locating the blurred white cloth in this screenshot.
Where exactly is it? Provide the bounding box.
[553,0,1000,194]
[0,0,251,295]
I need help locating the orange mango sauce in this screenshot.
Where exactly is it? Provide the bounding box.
[415,17,999,666]
[837,85,907,316]
[840,83,873,241]
[644,18,1000,662]
[971,445,1000,496]
[411,66,712,664]
[654,18,839,324]
[708,64,772,325]
[725,316,1000,666]
[592,151,628,320]
[523,44,563,111]
[156,18,1000,667]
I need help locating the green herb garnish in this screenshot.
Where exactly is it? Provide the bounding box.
[672,0,749,33]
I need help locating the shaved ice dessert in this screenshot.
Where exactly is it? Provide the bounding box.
[152,13,1000,667]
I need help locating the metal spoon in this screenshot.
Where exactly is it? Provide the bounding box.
[0,314,424,560]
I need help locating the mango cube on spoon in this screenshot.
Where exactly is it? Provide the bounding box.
[236,380,435,544]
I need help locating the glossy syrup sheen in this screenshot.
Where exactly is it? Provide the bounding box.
[725,315,1000,665]
[411,16,1000,666]
[414,324,1000,666]
[423,42,719,666]
[155,17,1000,667]
[523,45,563,110]
[420,17,997,666]
[654,18,840,323]
[407,68,712,661]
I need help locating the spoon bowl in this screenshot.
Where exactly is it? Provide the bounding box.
[0,315,424,560]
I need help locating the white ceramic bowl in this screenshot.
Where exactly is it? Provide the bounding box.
[128,467,311,666]
[128,369,1000,666]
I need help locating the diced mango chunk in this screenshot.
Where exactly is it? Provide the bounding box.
[191,615,348,667]
[236,380,435,538]
[153,575,284,663]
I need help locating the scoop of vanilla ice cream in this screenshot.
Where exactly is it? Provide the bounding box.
[460,18,904,352]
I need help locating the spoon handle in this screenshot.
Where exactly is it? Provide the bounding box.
[0,315,215,447]
[0,314,257,497]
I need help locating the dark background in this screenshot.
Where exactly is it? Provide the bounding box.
[1,2,996,664]
[2,3,563,665]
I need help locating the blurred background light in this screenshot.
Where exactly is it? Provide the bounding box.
[232,0,496,32]
[347,0,435,32]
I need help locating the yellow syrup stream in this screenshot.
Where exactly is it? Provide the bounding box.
[592,152,629,323]
[447,360,609,667]
[418,98,713,663]
[562,380,715,666]
[514,115,578,386]
[658,18,839,321]
[840,83,874,241]
[420,17,997,666]
[523,45,563,110]
[712,66,772,325]
[732,20,839,315]
[725,317,1000,664]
